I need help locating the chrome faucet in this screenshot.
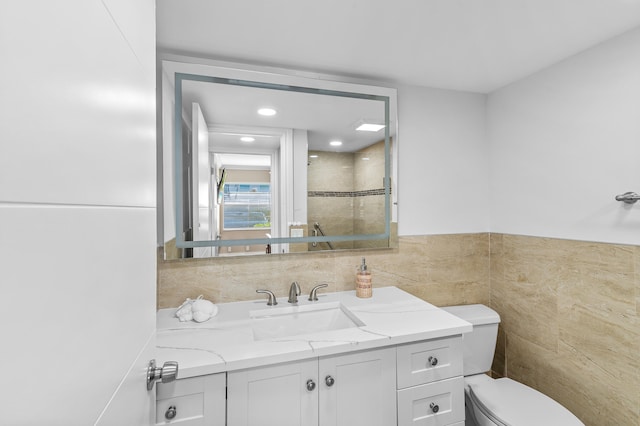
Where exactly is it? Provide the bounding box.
[288,281,301,304]
[308,283,328,301]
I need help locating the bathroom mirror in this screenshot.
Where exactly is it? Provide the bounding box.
[160,57,397,259]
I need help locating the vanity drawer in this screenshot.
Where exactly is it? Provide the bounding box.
[397,336,462,389]
[156,393,203,425]
[397,376,464,426]
[156,373,225,426]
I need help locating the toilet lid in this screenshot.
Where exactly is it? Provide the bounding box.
[468,378,584,426]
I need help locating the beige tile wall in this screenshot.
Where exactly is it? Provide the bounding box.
[157,233,490,308]
[353,140,386,191]
[490,234,640,426]
[307,196,355,250]
[156,232,640,426]
[307,150,354,191]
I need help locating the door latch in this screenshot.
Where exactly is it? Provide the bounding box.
[146,359,179,391]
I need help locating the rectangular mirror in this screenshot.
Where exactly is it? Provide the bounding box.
[159,57,397,259]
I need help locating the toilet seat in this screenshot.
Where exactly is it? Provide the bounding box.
[468,377,584,426]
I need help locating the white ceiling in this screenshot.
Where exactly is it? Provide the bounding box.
[157,0,640,93]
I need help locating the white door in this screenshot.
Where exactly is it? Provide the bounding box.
[192,102,213,257]
[227,359,319,426]
[319,347,397,426]
[1,1,157,425]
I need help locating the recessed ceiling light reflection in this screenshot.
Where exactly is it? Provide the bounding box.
[240,136,255,142]
[329,140,342,147]
[257,108,277,116]
[309,155,319,158]
[356,123,385,132]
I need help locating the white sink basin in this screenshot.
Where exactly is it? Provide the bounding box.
[250,302,365,341]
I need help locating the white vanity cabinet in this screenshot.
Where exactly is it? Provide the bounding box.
[319,347,397,426]
[155,288,473,426]
[227,358,318,426]
[156,373,226,425]
[227,347,396,426]
[396,336,465,426]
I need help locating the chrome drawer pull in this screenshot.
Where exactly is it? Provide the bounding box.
[430,402,439,413]
[165,405,177,420]
[325,375,335,387]
[428,356,438,366]
[306,379,316,391]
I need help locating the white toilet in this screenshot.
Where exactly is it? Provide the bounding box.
[442,304,585,426]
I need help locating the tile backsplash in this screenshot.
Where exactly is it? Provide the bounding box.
[157,232,639,426]
[157,233,490,309]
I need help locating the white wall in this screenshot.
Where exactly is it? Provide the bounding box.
[0,1,157,424]
[488,27,640,245]
[397,85,490,236]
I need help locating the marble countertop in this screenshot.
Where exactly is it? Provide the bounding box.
[156,286,472,379]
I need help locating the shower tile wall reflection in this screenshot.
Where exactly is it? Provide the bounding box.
[353,140,387,249]
[308,150,356,250]
[307,140,387,251]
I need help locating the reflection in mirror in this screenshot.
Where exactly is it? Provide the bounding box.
[160,59,397,259]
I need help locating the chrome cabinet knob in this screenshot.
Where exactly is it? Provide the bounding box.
[430,402,439,413]
[325,375,335,387]
[165,405,177,420]
[146,359,179,391]
[428,356,438,366]
[306,379,316,391]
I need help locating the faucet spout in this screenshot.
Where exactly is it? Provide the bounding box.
[288,281,301,304]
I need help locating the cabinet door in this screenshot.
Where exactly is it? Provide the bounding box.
[319,347,397,426]
[156,374,225,426]
[227,359,318,426]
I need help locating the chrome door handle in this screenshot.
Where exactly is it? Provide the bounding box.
[147,359,179,390]
[325,375,335,387]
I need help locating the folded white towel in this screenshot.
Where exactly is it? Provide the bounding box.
[175,295,218,323]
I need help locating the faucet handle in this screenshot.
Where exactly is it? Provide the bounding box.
[308,283,329,301]
[292,281,301,295]
[256,289,277,306]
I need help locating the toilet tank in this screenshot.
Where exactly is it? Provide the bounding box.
[442,304,500,376]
